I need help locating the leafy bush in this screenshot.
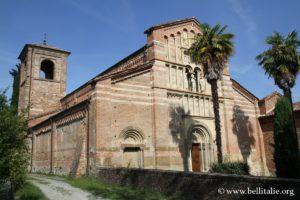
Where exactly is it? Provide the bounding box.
[210,161,249,175]
[0,89,29,191]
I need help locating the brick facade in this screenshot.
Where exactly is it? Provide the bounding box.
[18,18,295,177]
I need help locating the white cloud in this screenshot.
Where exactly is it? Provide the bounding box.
[228,0,256,32]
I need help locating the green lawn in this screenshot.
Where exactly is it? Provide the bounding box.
[67,176,174,200]
[15,182,48,200]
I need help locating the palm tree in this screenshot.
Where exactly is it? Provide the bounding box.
[187,23,234,163]
[256,31,300,155]
[256,31,300,108]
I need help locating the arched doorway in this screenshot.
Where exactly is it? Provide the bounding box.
[189,125,214,172]
[119,127,145,168]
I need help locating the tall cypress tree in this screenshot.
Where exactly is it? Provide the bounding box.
[9,63,21,112]
[273,97,300,178]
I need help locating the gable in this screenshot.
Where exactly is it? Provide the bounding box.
[97,45,147,78]
[231,79,258,105]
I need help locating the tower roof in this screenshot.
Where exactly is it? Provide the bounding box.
[18,43,71,59]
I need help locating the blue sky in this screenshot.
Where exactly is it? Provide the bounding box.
[0,0,299,101]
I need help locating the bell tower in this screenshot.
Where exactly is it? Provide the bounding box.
[17,43,71,118]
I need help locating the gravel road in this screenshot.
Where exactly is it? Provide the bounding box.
[29,174,104,200]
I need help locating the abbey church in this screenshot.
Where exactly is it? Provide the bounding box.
[17,18,300,177]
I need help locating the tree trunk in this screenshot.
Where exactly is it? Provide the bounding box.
[210,79,223,163]
[10,182,14,200]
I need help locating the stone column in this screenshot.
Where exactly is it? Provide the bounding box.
[52,122,57,173]
[202,143,207,171]
[209,143,214,163]
[31,132,35,172]
[174,35,178,62]
[175,66,178,88]
[182,67,185,90]
[200,143,205,171]
[169,65,172,88]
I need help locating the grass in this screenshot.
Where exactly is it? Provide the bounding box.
[15,182,48,200]
[67,176,174,200]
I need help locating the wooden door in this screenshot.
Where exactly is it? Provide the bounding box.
[191,143,201,172]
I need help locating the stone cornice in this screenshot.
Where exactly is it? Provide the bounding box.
[56,110,86,127]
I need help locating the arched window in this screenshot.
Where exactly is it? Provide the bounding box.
[177,32,182,61]
[169,34,176,60]
[40,60,54,80]
[182,29,189,46]
[164,35,168,44]
[164,35,169,60]
[194,67,202,92]
[190,30,195,45]
[186,66,193,91]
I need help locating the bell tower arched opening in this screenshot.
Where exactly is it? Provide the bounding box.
[40,59,54,80]
[17,43,70,117]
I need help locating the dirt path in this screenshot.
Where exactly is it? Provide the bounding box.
[29,174,104,200]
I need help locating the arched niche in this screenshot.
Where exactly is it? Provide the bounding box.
[119,127,145,168]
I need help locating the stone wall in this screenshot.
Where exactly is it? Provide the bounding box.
[94,69,154,169]
[96,168,300,200]
[31,102,88,176]
[228,81,266,175]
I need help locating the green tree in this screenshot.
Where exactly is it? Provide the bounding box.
[256,31,300,108]
[0,89,29,195]
[9,64,21,112]
[273,97,300,178]
[187,23,234,163]
[256,31,300,152]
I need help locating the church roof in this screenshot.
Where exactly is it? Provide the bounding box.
[259,91,282,102]
[144,17,201,34]
[18,43,71,59]
[294,101,300,111]
[259,101,300,119]
[231,78,259,102]
[61,45,147,101]
[96,45,147,77]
